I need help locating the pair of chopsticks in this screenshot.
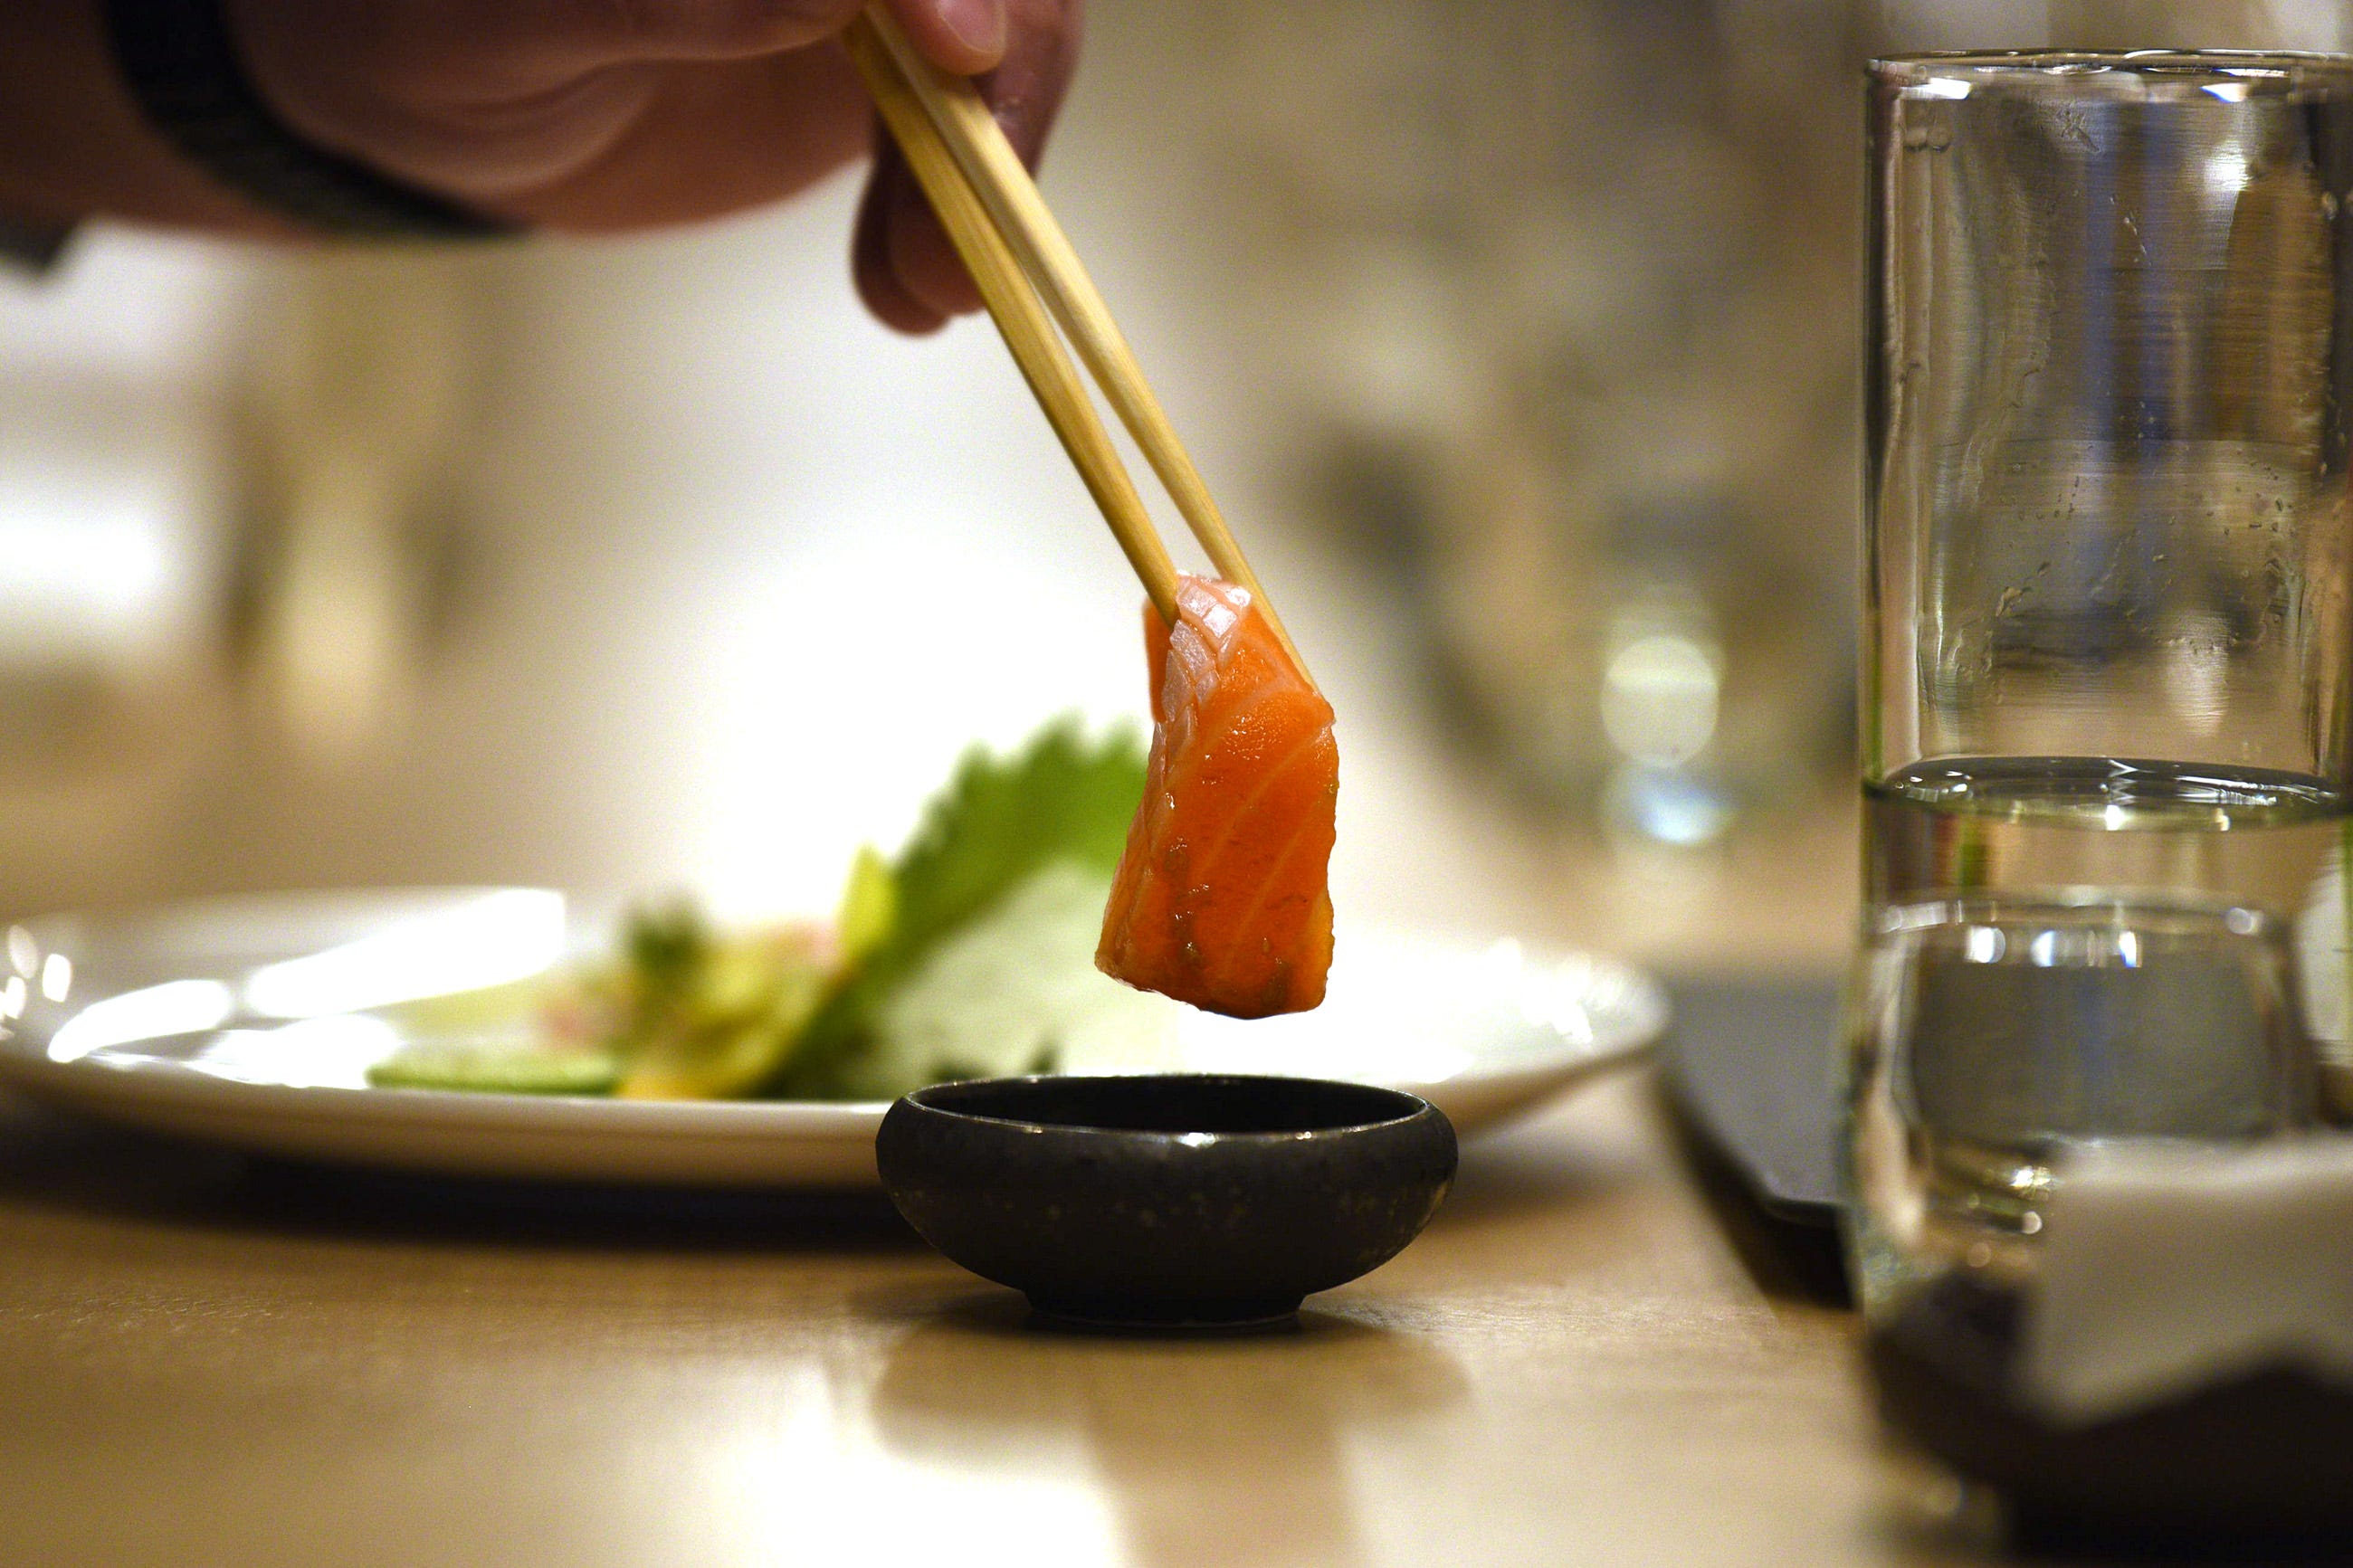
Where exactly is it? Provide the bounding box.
[844,7,1306,676]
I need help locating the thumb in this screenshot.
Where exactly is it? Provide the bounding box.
[564,0,1004,73]
[538,0,862,64]
[872,0,1009,76]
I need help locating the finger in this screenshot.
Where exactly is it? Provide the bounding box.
[854,145,951,334]
[493,49,871,229]
[231,0,864,113]
[863,0,1081,325]
[976,0,1084,166]
[581,0,868,62]
[227,0,880,202]
[878,0,1007,77]
[414,0,872,81]
[871,145,984,322]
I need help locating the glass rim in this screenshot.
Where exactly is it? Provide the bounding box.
[1865,892,2289,944]
[1870,48,2353,86]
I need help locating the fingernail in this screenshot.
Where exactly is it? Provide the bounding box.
[935,0,1006,62]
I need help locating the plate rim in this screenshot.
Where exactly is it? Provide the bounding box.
[0,887,1669,1179]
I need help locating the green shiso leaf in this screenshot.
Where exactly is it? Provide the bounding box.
[835,846,897,965]
[767,717,1147,1098]
[831,860,1173,1100]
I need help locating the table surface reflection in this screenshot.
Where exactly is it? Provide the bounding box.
[0,1066,2019,1567]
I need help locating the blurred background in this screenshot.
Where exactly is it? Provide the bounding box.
[2,0,2347,975]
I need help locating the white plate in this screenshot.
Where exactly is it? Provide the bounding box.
[0,889,1665,1189]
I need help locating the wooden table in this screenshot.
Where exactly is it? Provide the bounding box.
[0,1069,2014,1567]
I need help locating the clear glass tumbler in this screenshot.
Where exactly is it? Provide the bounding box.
[1851,52,2353,1319]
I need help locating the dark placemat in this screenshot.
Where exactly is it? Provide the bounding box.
[1662,974,1844,1228]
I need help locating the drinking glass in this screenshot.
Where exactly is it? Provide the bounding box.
[1851,52,2353,1318]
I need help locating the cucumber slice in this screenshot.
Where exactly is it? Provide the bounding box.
[367,1046,621,1097]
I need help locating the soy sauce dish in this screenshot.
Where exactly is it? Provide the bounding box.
[876,1074,1458,1328]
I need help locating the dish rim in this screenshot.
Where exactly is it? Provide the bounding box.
[897,1072,1437,1139]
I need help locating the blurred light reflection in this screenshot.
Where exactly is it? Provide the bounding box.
[2205,145,2252,196]
[1601,633,1720,768]
[189,1015,400,1088]
[242,889,564,1019]
[47,978,233,1061]
[712,1364,1121,1566]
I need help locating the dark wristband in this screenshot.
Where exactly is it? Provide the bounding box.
[104,0,523,240]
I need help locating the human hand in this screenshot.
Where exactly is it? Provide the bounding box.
[221,0,1081,332]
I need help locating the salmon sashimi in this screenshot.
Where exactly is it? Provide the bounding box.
[1096,575,1337,1017]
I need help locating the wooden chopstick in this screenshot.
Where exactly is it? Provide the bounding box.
[844,15,1179,623]
[853,6,1309,678]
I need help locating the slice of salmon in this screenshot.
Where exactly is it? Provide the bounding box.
[1097,575,1337,1017]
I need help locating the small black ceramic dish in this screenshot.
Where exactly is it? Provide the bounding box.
[876,1074,1458,1328]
